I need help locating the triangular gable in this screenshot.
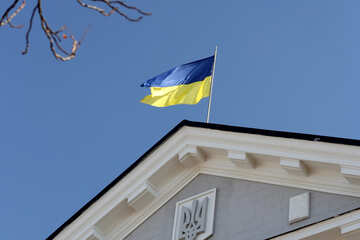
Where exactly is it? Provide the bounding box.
[48,120,360,240]
[125,174,360,240]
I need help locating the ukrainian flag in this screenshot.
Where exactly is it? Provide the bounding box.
[140,56,215,107]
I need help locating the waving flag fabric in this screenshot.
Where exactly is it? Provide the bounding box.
[140,56,214,107]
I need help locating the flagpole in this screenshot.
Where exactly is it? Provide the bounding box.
[206,45,218,123]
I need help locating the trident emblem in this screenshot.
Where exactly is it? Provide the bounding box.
[178,197,208,240]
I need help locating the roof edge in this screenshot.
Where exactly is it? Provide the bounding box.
[186,120,360,147]
[46,120,360,240]
[46,120,189,240]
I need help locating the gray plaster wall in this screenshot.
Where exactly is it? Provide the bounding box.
[124,174,360,240]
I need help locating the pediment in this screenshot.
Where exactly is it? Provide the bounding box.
[125,174,360,240]
[49,121,360,240]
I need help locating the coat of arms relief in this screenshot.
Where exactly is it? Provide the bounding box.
[172,189,216,240]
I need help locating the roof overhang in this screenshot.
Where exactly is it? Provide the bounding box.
[48,120,360,240]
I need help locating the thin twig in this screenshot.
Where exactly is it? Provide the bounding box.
[109,1,151,16]
[0,0,25,27]
[77,0,115,16]
[79,0,150,21]
[37,0,78,61]
[1,0,151,61]
[22,4,37,55]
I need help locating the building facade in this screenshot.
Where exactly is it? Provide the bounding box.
[47,120,360,240]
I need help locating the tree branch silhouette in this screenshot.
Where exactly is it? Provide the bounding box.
[1,0,151,61]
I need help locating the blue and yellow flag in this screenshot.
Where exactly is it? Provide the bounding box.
[140,56,214,107]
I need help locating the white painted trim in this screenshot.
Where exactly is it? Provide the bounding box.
[227,151,255,168]
[83,227,105,240]
[127,180,158,211]
[341,165,360,185]
[341,219,360,235]
[280,158,308,177]
[178,145,206,168]
[110,168,200,240]
[52,126,360,240]
[199,159,360,198]
[270,209,360,240]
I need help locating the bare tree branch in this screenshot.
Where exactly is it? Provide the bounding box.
[84,0,152,21]
[37,0,79,61]
[77,0,115,17]
[0,0,25,28]
[76,0,151,21]
[109,1,151,16]
[1,0,151,61]
[22,4,37,55]
[0,0,20,25]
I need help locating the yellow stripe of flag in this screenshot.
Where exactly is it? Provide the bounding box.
[141,76,211,107]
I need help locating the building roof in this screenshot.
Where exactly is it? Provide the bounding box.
[46,120,360,240]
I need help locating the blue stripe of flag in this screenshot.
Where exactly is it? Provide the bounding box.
[141,56,214,88]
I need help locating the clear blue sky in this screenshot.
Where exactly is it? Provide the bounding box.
[1,1,359,239]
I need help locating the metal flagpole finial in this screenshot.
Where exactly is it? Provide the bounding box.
[206,46,218,123]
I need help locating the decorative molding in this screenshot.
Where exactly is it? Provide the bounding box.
[280,158,308,177]
[227,151,255,169]
[341,165,360,185]
[178,145,206,168]
[199,156,360,198]
[84,227,105,240]
[271,209,360,240]
[341,219,360,235]
[127,181,158,211]
[52,126,360,240]
[110,167,200,240]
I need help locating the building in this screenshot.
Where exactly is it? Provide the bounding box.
[47,120,360,240]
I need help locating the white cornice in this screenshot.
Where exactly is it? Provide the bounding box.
[270,209,360,240]
[53,126,360,240]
